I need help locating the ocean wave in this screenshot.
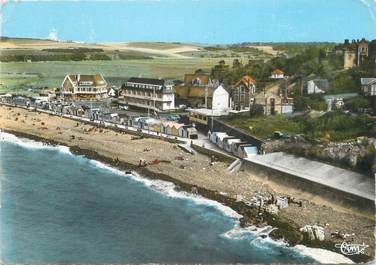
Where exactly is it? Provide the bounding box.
[89,159,241,219]
[0,131,71,155]
[294,245,354,264]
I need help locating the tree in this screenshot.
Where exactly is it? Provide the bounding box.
[249,103,264,117]
[232,58,242,69]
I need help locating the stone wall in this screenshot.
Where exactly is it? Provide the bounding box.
[242,159,375,214]
[262,137,376,176]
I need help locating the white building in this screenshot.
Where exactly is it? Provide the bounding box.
[270,69,285,79]
[307,79,329,94]
[212,84,230,112]
[121,77,175,112]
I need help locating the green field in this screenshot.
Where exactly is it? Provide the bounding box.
[0,38,275,95]
[224,111,375,142]
[0,57,232,94]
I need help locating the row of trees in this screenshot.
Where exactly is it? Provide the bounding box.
[0,52,154,62]
[0,53,111,62]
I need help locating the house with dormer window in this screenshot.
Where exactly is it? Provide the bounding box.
[60,74,108,100]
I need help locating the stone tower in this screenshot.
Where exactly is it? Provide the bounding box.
[357,38,369,65]
[344,50,356,69]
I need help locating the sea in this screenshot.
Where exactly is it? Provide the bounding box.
[0,132,352,264]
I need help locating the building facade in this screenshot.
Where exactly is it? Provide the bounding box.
[270,69,285,79]
[254,93,294,115]
[60,74,108,100]
[175,71,219,108]
[307,79,329,94]
[121,77,175,112]
[212,84,230,112]
[231,75,256,111]
[334,38,371,69]
[361,78,376,97]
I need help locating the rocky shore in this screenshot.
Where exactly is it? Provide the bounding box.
[0,105,374,262]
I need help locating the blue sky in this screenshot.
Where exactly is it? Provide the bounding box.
[1,0,375,44]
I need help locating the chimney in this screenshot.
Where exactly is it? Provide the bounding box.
[77,74,80,82]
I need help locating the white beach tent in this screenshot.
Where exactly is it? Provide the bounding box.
[218,136,235,149]
[210,132,227,144]
[224,138,242,153]
[231,141,248,155]
[238,144,258,158]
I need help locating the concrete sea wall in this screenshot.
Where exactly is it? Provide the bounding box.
[242,159,375,214]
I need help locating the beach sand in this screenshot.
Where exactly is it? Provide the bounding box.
[0,105,374,260]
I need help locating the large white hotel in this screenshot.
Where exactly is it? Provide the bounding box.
[121,77,175,112]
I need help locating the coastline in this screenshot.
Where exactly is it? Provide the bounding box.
[1,130,355,264]
[0,105,374,263]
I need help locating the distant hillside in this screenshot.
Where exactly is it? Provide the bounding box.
[0,37,201,58]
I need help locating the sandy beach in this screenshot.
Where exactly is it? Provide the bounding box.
[0,105,374,261]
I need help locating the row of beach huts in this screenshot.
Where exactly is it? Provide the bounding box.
[134,117,198,139]
[209,131,258,158]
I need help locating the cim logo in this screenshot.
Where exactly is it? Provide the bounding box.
[335,241,369,255]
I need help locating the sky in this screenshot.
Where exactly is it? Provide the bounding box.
[1,0,375,44]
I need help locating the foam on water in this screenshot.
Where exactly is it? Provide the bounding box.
[294,245,354,264]
[0,132,71,155]
[90,159,241,219]
[1,132,355,264]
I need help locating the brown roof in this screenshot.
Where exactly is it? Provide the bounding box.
[175,85,214,98]
[184,73,210,86]
[68,74,107,87]
[272,69,284,75]
[235,75,256,86]
[188,87,214,97]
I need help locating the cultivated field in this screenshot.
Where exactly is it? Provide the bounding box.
[0,37,272,95]
[0,58,222,94]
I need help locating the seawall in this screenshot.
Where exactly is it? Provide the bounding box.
[242,158,375,215]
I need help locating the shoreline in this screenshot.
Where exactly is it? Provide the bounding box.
[0,105,374,263]
[0,129,368,264]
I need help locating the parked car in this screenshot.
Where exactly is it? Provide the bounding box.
[167,114,180,122]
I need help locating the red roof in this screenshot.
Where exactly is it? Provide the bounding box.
[237,75,256,86]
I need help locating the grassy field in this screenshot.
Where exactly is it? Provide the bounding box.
[224,112,374,142]
[0,57,230,94]
[0,38,274,95]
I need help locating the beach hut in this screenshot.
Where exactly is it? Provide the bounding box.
[238,144,258,158]
[171,123,184,137]
[218,135,234,149]
[178,126,186,138]
[231,141,248,155]
[224,138,242,153]
[186,127,198,139]
[153,122,162,133]
[161,121,178,136]
[141,118,159,131]
[160,122,169,135]
[210,132,227,144]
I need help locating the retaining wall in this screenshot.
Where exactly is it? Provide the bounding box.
[191,143,235,162]
[242,159,375,214]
